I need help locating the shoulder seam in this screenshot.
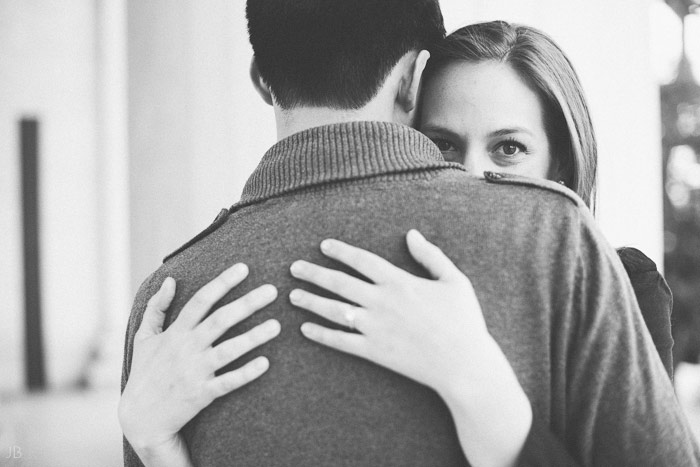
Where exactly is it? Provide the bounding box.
[483,171,584,208]
[162,208,232,263]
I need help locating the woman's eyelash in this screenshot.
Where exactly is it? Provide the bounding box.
[496,138,529,155]
[432,138,456,151]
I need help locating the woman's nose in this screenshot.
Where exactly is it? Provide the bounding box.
[462,153,490,177]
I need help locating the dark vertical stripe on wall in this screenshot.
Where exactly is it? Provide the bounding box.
[20,118,46,390]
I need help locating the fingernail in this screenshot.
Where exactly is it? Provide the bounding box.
[300,323,314,336]
[320,239,333,254]
[266,319,281,334]
[408,229,425,242]
[228,263,248,277]
[255,357,269,371]
[262,284,277,299]
[162,277,175,291]
[290,261,304,275]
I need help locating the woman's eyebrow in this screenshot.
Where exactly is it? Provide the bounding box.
[420,124,461,140]
[489,127,533,138]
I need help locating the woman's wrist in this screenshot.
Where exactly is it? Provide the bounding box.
[437,335,533,467]
[432,332,503,399]
[121,402,191,467]
[131,434,194,467]
[437,333,530,416]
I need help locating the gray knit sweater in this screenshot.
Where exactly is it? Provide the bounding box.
[122,121,699,466]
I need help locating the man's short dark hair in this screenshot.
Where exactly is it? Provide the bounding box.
[247,0,445,110]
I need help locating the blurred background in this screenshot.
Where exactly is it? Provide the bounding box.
[0,0,699,465]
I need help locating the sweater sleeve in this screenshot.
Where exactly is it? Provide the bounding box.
[565,214,699,466]
[517,413,581,466]
[616,247,674,378]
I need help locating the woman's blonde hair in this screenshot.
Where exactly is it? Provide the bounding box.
[427,21,597,209]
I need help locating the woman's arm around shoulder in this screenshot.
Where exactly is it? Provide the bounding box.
[616,247,674,378]
[290,230,580,467]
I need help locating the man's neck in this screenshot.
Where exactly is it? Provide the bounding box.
[274,100,405,140]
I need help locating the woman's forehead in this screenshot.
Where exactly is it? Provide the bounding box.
[421,61,548,135]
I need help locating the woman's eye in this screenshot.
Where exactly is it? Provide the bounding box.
[495,140,527,157]
[430,138,464,163]
[432,138,455,152]
[503,143,519,155]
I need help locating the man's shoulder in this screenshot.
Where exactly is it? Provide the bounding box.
[480,171,585,208]
[428,170,588,222]
[162,171,589,264]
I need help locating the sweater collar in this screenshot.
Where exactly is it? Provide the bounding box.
[237,121,463,207]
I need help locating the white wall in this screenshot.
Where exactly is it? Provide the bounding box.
[127,0,276,292]
[0,0,100,391]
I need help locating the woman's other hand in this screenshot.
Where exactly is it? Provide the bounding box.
[119,264,280,467]
[289,230,531,467]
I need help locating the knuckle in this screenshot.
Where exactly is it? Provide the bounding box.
[214,342,237,366]
[237,291,258,309]
[213,272,232,287]
[237,331,256,350]
[212,343,228,364]
[302,265,318,282]
[335,301,350,316]
[219,267,239,284]
[306,294,324,312]
[341,302,359,321]
[247,324,266,342]
[207,378,227,399]
[209,311,230,330]
[198,380,216,402]
[213,343,229,363]
[318,329,336,346]
[325,272,342,290]
[222,373,241,392]
[345,248,361,265]
[192,290,215,308]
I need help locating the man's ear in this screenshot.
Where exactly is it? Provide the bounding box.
[250,57,274,106]
[397,50,431,113]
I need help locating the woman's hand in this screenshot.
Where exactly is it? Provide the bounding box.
[289,230,532,467]
[289,229,495,398]
[119,264,281,467]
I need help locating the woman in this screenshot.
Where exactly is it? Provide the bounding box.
[414,20,673,375]
[119,21,673,466]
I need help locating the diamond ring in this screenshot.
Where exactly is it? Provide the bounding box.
[344,307,356,330]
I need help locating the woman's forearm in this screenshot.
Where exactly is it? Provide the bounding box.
[436,335,532,467]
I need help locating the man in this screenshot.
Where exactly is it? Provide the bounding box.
[121,1,699,466]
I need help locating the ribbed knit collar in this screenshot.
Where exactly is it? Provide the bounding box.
[238,121,463,207]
